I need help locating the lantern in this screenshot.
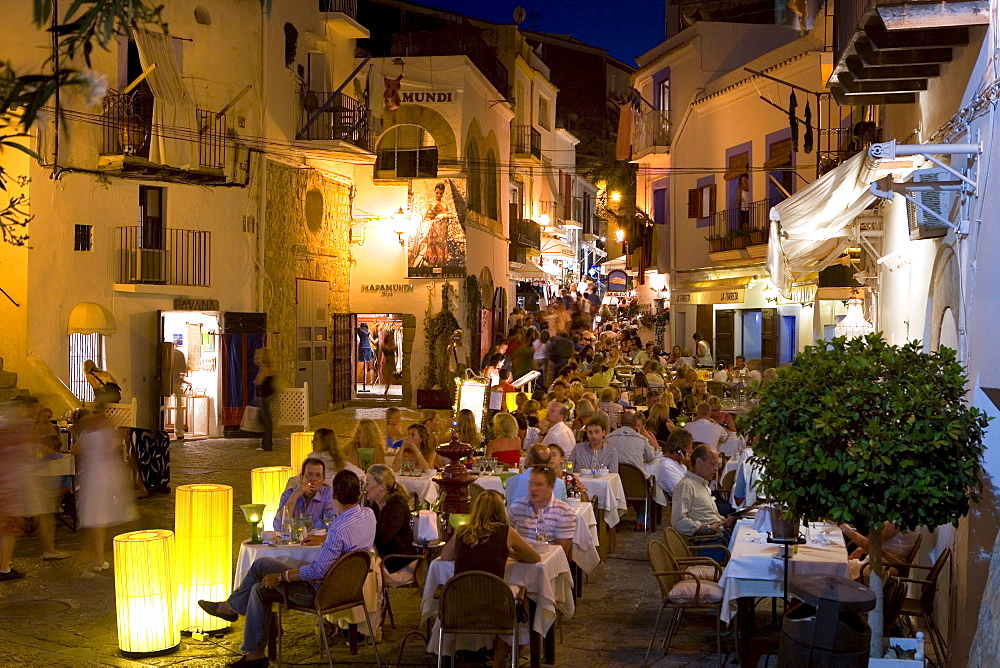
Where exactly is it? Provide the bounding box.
[175,484,233,632]
[251,466,292,532]
[114,529,179,656]
[835,293,875,340]
[290,431,315,471]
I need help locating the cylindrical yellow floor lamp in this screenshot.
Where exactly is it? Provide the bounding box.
[175,484,233,632]
[290,431,315,471]
[251,466,292,532]
[114,529,180,656]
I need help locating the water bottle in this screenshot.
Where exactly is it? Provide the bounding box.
[279,507,292,545]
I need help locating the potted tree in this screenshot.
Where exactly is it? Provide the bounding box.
[739,333,990,660]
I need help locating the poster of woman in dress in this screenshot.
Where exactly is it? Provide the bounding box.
[407,178,467,278]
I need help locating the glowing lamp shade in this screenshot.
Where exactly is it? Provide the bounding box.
[251,466,292,531]
[114,529,180,656]
[835,297,875,340]
[175,484,233,632]
[290,431,315,471]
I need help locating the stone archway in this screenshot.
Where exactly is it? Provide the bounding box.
[378,105,458,166]
[927,245,961,352]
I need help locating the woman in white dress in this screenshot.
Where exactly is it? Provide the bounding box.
[73,410,137,571]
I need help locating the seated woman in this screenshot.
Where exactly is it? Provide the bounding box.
[665,345,683,367]
[572,398,597,432]
[385,407,406,449]
[683,379,711,412]
[456,408,483,450]
[645,403,677,442]
[393,423,440,472]
[518,399,540,429]
[586,353,614,389]
[840,522,919,580]
[420,409,445,447]
[675,368,699,396]
[485,413,523,467]
[644,360,666,388]
[440,490,540,577]
[365,464,419,584]
[712,362,730,383]
[344,419,386,470]
[707,396,736,432]
[548,444,588,500]
[305,428,364,485]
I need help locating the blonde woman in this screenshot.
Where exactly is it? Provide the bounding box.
[393,423,440,472]
[344,419,385,469]
[485,413,521,466]
[441,490,539,576]
[385,407,406,447]
[420,409,445,446]
[365,465,418,583]
[307,428,364,483]
[573,399,596,431]
[456,408,482,449]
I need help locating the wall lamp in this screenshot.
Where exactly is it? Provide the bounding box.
[391,208,409,247]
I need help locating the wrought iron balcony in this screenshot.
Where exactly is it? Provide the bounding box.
[319,0,356,18]
[830,0,986,105]
[708,197,775,254]
[512,125,541,160]
[116,227,211,287]
[298,91,372,151]
[510,218,541,249]
[632,110,671,156]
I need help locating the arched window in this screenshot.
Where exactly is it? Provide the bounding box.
[375,124,437,179]
[466,141,481,212]
[484,150,498,220]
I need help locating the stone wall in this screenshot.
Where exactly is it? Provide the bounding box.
[263,160,352,411]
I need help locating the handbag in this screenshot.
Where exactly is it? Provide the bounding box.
[240,405,265,433]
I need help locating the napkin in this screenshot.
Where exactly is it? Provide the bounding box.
[415,510,439,543]
[752,504,776,534]
[809,532,837,546]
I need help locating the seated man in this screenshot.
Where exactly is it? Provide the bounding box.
[506,444,567,505]
[683,403,730,452]
[567,418,619,473]
[273,457,336,531]
[199,471,376,668]
[508,466,575,559]
[654,430,693,496]
[671,444,735,563]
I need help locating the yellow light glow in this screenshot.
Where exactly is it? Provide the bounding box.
[175,484,233,632]
[615,228,625,243]
[290,431,315,471]
[251,466,292,531]
[114,529,180,655]
[539,213,551,227]
[610,191,622,203]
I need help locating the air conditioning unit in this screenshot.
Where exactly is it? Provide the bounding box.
[906,168,956,240]
[122,248,168,284]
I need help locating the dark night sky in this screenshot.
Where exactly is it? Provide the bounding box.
[419,0,666,65]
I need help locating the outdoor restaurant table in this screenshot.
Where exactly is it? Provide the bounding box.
[396,471,440,506]
[234,539,382,637]
[717,520,849,623]
[579,471,627,561]
[420,542,575,667]
[566,499,600,574]
[472,474,507,495]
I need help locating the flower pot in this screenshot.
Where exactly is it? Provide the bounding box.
[770,507,800,541]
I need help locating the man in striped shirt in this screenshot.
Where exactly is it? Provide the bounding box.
[199,470,375,668]
[567,418,619,473]
[508,467,575,559]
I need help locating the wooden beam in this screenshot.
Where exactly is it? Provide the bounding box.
[878,0,989,30]
[854,39,953,66]
[845,56,940,81]
[829,84,917,106]
[865,22,969,51]
[837,71,928,94]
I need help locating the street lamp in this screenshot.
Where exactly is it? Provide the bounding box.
[392,207,409,246]
[615,228,625,244]
[539,213,551,227]
[610,191,622,203]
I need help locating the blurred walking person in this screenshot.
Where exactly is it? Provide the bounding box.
[0,400,30,581]
[254,348,277,452]
[73,405,137,572]
[22,398,69,561]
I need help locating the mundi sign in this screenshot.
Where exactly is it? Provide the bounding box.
[401,91,455,103]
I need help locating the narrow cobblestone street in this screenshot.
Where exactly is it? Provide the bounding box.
[0,407,727,667]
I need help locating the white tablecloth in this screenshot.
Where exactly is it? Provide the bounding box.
[579,473,628,527]
[420,544,575,654]
[234,540,383,636]
[567,501,600,573]
[717,521,849,622]
[719,434,747,459]
[472,475,507,495]
[397,472,440,506]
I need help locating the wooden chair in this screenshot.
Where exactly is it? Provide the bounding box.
[662,526,724,581]
[718,469,737,496]
[436,570,524,668]
[379,552,427,629]
[619,462,653,532]
[859,532,924,582]
[645,539,724,666]
[278,550,382,667]
[895,548,951,667]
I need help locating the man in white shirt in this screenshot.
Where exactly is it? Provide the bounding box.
[654,430,693,496]
[684,403,729,451]
[542,401,576,455]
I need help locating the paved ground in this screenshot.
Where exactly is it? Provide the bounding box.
[0,406,742,667]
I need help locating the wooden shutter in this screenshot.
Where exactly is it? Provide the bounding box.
[708,183,717,215]
[688,188,700,218]
[715,309,735,367]
[696,305,714,347]
[761,308,778,369]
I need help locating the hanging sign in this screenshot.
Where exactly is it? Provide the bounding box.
[607,270,629,296]
[673,288,745,305]
[401,91,456,103]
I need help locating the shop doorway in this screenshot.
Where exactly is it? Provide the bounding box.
[161,310,220,438]
[355,314,404,400]
[779,315,797,365]
[296,279,330,413]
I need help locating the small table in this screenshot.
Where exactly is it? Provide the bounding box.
[421,545,575,667]
[579,472,627,559]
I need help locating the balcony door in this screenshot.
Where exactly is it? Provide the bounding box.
[296,279,330,413]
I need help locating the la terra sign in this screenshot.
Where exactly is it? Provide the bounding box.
[401,91,455,103]
[673,288,745,305]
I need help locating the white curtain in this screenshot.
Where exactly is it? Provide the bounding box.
[132,29,197,168]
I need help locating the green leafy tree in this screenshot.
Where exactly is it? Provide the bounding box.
[739,333,990,657]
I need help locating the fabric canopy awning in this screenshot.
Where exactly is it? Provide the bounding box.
[540,239,574,261]
[68,302,116,336]
[509,260,548,280]
[767,150,914,297]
